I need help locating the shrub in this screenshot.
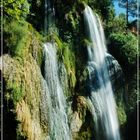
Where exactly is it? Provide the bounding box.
[108,32,138,67]
[105,14,127,36]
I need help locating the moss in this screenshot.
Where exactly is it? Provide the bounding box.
[117,102,127,125]
[61,43,76,88]
[44,33,63,48]
[2,56,25,105]
[1,54,45,139]
[77,129,93,140]
[6,83,24,104]
[4,20,43,67]
[4,20,29,56]
[2,21,44,138]
[28,24,43,67]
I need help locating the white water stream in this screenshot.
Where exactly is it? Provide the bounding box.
[43,43,71,140]
[84,6,121,140]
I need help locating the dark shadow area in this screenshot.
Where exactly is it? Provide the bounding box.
[2,75,18,140]
[124,105,137,140]
[79,110,95,140]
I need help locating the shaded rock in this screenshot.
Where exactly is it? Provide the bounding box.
[70,112,83,133]
[70,96,95,140]
[105,53,125,92]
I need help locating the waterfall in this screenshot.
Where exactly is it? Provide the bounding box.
[43,42,71,140]
[43,0,71,138]
[83,6,121,140]
[44,0,55,33]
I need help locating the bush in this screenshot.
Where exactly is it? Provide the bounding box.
[108,32,138,67]
[105,14,127,36]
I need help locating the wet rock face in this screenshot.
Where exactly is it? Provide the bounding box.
[86,62,100,93]
[58,63,69,96]
[105,53,125,92]
[78,53,124,96]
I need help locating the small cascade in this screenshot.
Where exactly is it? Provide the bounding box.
[44,0,55,33]
[43,42,71,140]
[83,6,121,140]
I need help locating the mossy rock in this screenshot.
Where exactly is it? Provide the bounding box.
[43,33,63,48]
[61,43,76,89]
[1,55,25,104]
[117,102,127,125]
[4,20,43,67]
[1,54,47,140]
[71,96,95,140]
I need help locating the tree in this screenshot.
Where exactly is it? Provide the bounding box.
[27,0,45,31]
[118,0,139,26]
[105,13,127,36]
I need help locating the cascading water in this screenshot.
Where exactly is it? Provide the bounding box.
[83,6,121,140]
[44,0,55,33]
[43,42,71,140]
[43,0,71,139]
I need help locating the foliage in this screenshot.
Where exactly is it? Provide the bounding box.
[108,32,138,66]
[4,20,30,57]
[54,0,113,42]
[3,0,29,20]
[44,33,63,48]
[116,0,139,26]
[105,13,127,36]
[27,0,44,31]
[89,0,114,21]
[117,102,127,125]
[4,20,43,66]
[119,0,139,18]
[61,43,76,88]
[2,0,138,139]
[6,82,24,104]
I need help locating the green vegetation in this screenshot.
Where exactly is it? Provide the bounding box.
[4,20,43,66]
[4,0,29,20]
[117,102,127,125]
[2,0,139,139]
[27,0,44,31]
[4,21,29,57]
[109,32,137,66]
[61,43,76,88]
[105,14,126,36]
[118,0,139,25]
[6,82,24,104]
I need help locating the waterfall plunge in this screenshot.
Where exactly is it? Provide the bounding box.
[43,43,71,140]
[83,6,121,140]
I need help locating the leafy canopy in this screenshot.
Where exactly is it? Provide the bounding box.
[106,13,127,35]
[119,0,139,17]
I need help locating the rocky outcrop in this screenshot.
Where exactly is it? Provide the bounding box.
[0,54,48,140]
[70,96,95,140]
[1,22,50,140]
